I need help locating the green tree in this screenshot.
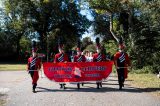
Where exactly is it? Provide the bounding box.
[87,0,131,43]
[129,0,160,72]
[87,0,160,73]
[81,37,93,50]
[3,0,31,57]
[4,0,90,54]
[85,44,96,53]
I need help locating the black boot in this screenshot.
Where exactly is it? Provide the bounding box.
[119,86,122,90]
[100,82,102,88]
[77,83,80,89]
[119,83,123,90]
[122,79,125,87]
[32,84,37,93]
[122,83,124,87]
[60,84,63,89]
[82,83,84,86]
[63,84,66,89]
[97,83,100,89]
[32,89,36,93]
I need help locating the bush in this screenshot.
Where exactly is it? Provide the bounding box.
[130,66,155,74]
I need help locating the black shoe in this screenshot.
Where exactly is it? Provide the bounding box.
[97,86,100,89]
[119,85,122,90]
[77,83,80,89]
[97,83,100,89]
[32,84,37,93]
[61,84,66,89]
[119,87,122,90]
[32,88,36,93]
[33,90,36,93]
[60,84,63,89]
[82,83,84,86]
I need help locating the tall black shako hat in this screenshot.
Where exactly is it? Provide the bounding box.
[95,37,101,50]
[32,41,37,53]
[76,40,81,52]
[58,37,64,50]
[118,37,125,50]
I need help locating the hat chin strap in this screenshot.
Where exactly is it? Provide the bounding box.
[59,49,64,53]
[32,53,37,57]
[97,49,101,53]
[60,51,63,54]
[77,52,81,55]
[119,49,123,52]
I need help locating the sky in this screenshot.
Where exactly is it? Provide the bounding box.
[79,2,95,41]
[0,1,4,8]
[0,1,5,26]
[80,11,95,41]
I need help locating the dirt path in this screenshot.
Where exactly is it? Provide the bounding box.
[0,71,159,106]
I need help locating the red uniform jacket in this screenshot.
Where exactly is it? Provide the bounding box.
[54,53,69,62]
[93,53,106,62]
[114,51,131,78]
[73,55,86,62]
[27,56,41,71]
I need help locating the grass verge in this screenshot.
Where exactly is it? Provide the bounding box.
[128,73,160,97]
[0,64,26,71]
[0,100,5,106]
[0,94,7,106]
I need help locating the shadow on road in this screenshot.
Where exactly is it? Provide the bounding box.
[36,75,158,94]
[37,80,160,93]
[36,86,160,94]
[138,88,160,93]
[36,86,118,93]
[103,79,133,82]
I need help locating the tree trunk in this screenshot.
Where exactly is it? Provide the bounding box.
[128,5,134,50]
[109,14,119,43]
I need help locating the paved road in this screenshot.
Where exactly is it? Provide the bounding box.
[0,71,160,106]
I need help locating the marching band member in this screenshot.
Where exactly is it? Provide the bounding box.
[54,38,69,89]
[93,37,106,89]
[73,40,86,89]
[27,41,41,93]
[114,38,131,90]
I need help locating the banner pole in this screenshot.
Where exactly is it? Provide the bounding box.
[40,56,43,78]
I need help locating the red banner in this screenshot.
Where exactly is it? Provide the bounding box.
[43,62,113,82]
